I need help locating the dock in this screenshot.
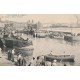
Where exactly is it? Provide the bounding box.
[0,53,15,66]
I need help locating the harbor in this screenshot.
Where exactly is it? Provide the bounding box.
[24,34,80,66]
[0,33,80,66]
[0,14,80,66]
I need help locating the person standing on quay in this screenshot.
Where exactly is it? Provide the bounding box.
[22,57,27,66]
[8,49,12,60]
[30,57,36,66]
[11,48,15,62]
[36,56,42,66]
[51,60,57,66]
[18,53,23,66]
[0,48,2,58]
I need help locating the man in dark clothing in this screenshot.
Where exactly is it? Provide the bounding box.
[8,50,12,60]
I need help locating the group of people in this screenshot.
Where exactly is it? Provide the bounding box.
[7,49,27,66]
[7,48,15,62]
[7,49,67,66]
[27,56,58,66]
[7,49,58,66]
[29,56,67,66]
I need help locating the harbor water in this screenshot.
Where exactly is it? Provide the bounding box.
[23,34,80,66]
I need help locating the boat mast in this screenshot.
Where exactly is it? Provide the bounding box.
[70,24,72,34]
[74,15,79,27]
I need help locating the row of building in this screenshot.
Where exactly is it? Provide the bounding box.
[0,18,80,35]
[0,19,42,36]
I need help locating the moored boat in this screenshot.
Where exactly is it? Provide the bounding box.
[64,33,80,41]
[0,37,33,50]
[54,36,64,39]
[33,31,47,38]
[44,54,75,62]
[49,32,64,39]
[72,34,80,41]
[36,33,47,38]
[15,46,34,57]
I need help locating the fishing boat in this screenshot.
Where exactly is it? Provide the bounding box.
[64,33,80,41]
[72,33,80,41]
[48,34,54,38]
[0,37,33,50]
[37,33,47,38]
[53,32,64,39]
[49,32,64,39]
[33,31,47,38]
[44,54,75,62]
[64,36,72,42]
[49,34,64,39]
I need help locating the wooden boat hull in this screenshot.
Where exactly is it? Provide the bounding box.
[72,36,80,41]
[37,35,46,38]
[64,35,80,41]
[36,34,47,38]
[33,32,47,38]
[64,36,73,42]
[15,46,34,56]
[53,36,64,39]
[0,38,33,49]
[44,54,75,62]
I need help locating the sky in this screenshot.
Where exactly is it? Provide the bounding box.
[0,14,80,24]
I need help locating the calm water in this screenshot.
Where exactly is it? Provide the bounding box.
[23,34,80,66]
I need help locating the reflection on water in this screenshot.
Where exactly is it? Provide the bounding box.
[24,34,80,66]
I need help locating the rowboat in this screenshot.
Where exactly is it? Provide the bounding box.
[44,54,75,62]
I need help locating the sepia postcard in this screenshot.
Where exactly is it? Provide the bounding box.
[0,14,80,66]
